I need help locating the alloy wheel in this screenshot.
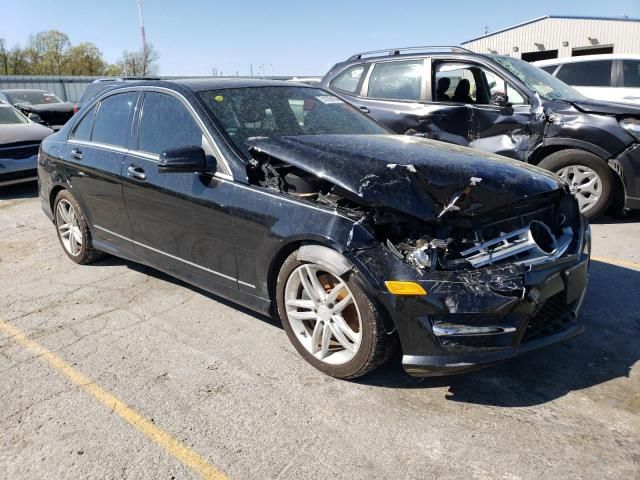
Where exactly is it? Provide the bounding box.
[284,264,362,365]
[556,164,602,214]
[56,199,83,256]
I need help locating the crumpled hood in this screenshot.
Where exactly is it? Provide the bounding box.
[247,135,564,221]
[0,122,53,146]
[571,99,640,116]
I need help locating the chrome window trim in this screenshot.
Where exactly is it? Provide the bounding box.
[93,225,255,289]
[68,139,129,154]
[92,85,233,177]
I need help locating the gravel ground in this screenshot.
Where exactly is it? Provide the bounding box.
[1,183,639,480]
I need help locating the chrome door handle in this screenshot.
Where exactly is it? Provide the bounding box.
[71,148,83,160]
[127,165,147,181]
[359,106,370,113]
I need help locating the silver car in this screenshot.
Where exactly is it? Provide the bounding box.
[0,101,52,187]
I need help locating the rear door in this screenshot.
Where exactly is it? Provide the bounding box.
[63,92,138,255]
[355,59,431,134]
[122,89,238,290]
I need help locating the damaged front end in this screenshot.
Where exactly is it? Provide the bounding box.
[245,134,590,376]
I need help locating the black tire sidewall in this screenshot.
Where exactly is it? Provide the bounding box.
[538,149,614,220]
[275,251,379,379]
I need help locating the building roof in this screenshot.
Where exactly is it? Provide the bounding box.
[462,15,640,45]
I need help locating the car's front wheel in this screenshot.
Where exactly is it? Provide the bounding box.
[276,250,395,379]
[54,190,104,264]
[538,149,614,220]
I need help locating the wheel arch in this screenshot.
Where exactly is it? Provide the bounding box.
[49,185,67,213]
[266,238,397,334]
[528,140,610,166]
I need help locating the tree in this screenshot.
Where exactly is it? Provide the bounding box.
[116,44,159,76]
[66,43,106,75]
[0,39,9,75]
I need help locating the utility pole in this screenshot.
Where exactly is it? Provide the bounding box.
[137,0,148,55]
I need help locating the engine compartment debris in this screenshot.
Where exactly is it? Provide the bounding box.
[246,136,578,274]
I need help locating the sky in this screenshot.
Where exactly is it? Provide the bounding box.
[2,0,639,76]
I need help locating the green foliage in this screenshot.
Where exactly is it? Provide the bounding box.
[0,30,158,76]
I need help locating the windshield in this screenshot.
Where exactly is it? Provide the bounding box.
[199,86,389,153]
[0,106,28,124]
[6,91,64,105]
[493,56,587,102]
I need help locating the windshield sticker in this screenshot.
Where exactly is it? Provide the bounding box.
[214,95,224,102]
[316,95,342,104]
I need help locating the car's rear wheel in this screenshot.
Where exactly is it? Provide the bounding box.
[54,190,103,264]
[276,250,395,379]
[538,149,614,220]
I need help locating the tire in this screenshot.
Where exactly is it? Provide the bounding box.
[537,149,614,220]
[276,250,395,379]
[53,189,104,265]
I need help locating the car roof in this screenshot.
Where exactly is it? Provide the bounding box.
[534,54,640,66]
[101,78,313,95]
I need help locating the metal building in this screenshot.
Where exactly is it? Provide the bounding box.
[461,15,640,62]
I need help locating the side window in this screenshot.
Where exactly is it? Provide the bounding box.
[556,61,612,87]
[331,65,365,94]
[622,60,640,88]
[91,93,137,147]
[506,83,527,105]
[72,105,96,141]
[434,63,477,103]
[138,92,205,155]
[367,61,423,101]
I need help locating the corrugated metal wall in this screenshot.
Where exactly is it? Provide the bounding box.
[462,18,640,58]
[0,75,297,103]
[0,76,99,102]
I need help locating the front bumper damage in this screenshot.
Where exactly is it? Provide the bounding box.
[356,216,591,377]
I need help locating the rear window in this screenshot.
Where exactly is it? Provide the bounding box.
[91,93,137,147]
[5,91,63,105]
[556,60,612,87]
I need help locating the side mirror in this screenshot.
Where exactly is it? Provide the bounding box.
[490,91,508,107]
[158,145,207,173]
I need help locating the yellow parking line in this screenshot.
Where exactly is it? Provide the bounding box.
[0,319,228,480]
[591,256,640,270]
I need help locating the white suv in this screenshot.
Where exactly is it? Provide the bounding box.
[534,54,640,105]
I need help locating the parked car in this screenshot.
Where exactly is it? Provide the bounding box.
[1,102,52,187]
[534,54,640,105]
[0,89,74,131]
[74,77,160,113]
[321,46,640,220]
[39,79,590,379]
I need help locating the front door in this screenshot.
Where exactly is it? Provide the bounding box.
[429,60,532,160]
[122,90,238,290]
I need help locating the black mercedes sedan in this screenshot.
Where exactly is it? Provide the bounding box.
[38,79,590,379]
